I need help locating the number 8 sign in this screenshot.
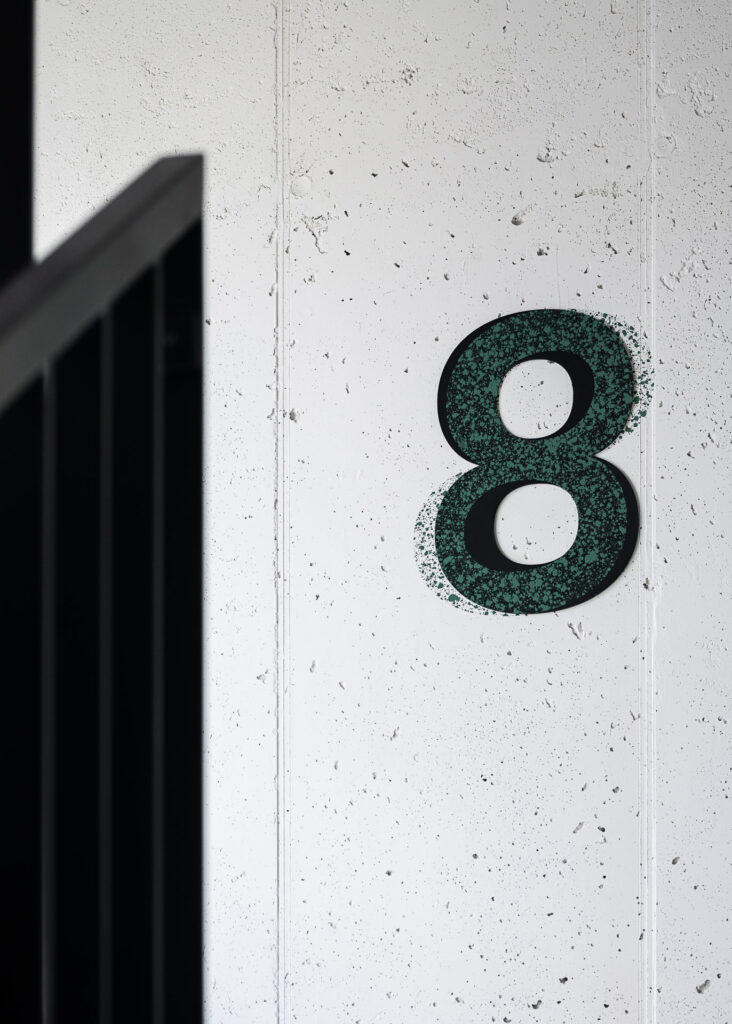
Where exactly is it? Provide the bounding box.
[432,309,640,614]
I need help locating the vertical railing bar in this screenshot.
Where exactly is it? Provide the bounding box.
[41,362,57,1024]
[2,384,43,1020]
[99,311,114,1024]
[151,261,166,1024]
[161,222,203,1022]
[109,272,156,1022]
[53,324,103,1021]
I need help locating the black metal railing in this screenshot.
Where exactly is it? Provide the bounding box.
[2,155,203,1024]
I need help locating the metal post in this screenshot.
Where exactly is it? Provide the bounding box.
[1,1,33,282]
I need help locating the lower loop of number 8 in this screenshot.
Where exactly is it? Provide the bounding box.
[434,309,640,614]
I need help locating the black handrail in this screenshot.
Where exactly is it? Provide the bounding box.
[0,156,202,412]
[2,155,204,1023]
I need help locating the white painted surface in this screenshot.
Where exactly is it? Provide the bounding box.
[36,1,730,1022]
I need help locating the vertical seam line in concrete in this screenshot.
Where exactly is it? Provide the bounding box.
[275,0,291,1022]
[639,0,657,1018]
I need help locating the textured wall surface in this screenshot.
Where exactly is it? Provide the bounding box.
[36,1,730,1022]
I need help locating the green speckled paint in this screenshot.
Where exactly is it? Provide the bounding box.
[414,473,502,616]
[589,310,654,436]
[420,309,647,615]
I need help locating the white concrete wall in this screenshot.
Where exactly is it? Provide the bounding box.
[36,1,731,1022]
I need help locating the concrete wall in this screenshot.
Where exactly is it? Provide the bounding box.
[36,1,731,1021]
